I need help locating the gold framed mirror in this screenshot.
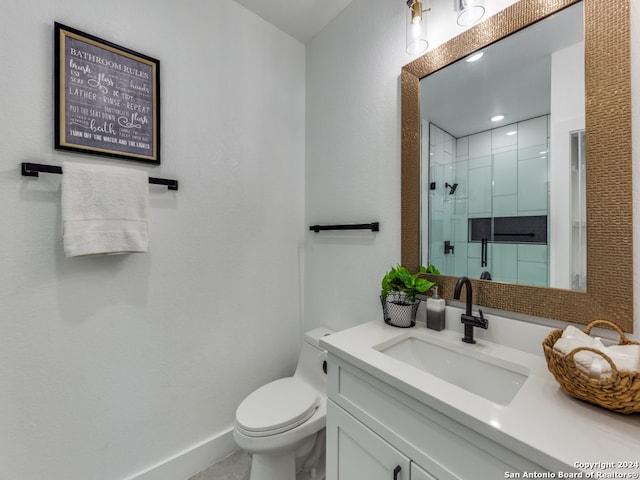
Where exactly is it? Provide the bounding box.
[401,0,632,331]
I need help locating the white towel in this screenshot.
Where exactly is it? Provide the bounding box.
[600,341,640,373]
[561,325,596,345]
[61,161,149,257]
[553,337,605,378]
[554,331,640,378]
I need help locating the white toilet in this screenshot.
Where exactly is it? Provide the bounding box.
[233,328,333,480]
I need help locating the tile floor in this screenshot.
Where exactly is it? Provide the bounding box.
[187,451,251,480]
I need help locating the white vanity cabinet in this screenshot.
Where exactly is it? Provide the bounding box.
[325,353,564,480]
[327,401,411,479]
[411,464,437,480]
[327,401,436,479]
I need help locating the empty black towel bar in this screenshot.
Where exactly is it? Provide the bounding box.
[309,222,379,233]
[21,162,179,191]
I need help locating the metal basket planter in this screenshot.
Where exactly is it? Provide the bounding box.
[381,292,419,328]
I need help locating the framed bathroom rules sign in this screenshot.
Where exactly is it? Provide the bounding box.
[54,22,161,164]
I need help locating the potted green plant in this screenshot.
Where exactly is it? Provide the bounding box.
[425,264,440,275]
[380,264,435,327]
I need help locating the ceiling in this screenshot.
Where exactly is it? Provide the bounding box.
[235,0,584,138]
[421,2,584,138]
[234,0,355,43]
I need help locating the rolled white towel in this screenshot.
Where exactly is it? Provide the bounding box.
[554,331,640,378]
[553,337,609,378]
[597,340,640,373]
[561,325,597,344]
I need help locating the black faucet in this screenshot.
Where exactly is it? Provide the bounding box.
[480,271,492,280]
[453,276,488,344]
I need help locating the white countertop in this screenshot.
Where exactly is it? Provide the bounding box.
[320,318,640,476]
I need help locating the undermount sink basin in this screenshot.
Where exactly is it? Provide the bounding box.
[375,334,529,405]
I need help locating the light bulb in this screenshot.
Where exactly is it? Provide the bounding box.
[406,0,428,55]
[454,0,485,27]
[466,51,484,62]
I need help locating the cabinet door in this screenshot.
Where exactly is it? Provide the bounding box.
[327,401,410,480]
[411,462,438,480]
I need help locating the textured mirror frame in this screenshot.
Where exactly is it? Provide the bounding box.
[401,0,633,331]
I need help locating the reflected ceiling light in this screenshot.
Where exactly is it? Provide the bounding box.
[454,0,485,27]
[491,114,505,122]
[506,130,518,136]
[406,0,429,55]
[465,51,484,62]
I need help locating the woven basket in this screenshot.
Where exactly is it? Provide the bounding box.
[542,320,640,414]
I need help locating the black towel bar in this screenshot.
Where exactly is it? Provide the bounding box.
[21,162,179,191]
[309,222,379,233]
[493,233,535,237]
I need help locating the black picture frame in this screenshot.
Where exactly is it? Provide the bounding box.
[54,22,161,164]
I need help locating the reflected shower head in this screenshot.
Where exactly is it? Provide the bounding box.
[445,182,458,194]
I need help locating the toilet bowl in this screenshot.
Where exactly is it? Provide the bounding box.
[233,328,333,480]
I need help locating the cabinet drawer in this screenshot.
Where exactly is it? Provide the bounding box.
[328,355,548,479]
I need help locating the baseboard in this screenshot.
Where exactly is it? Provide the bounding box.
[124,426,238,480]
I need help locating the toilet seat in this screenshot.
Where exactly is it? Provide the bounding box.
[235,377,320,437]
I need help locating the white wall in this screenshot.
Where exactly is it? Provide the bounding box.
[550,41,586,289]
[305,0,520,331]
[0,1,305,479]
[305,0,640,341]
[2,0,638,477]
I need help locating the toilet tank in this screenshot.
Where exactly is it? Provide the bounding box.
[303,327,334,349]
[294,328,334,389]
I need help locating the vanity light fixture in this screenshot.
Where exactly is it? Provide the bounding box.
[454,0,485,27]
[406,0,429,55]
[491,114,505,122]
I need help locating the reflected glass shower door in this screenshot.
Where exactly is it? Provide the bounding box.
[571,130,586,291]
[426,124,477,278]
[429,161,475,277]
[426,118,550,286]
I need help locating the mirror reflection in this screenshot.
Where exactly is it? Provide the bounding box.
[420,2,585,290]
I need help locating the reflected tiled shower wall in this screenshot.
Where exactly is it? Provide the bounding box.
[427,116,550,286]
